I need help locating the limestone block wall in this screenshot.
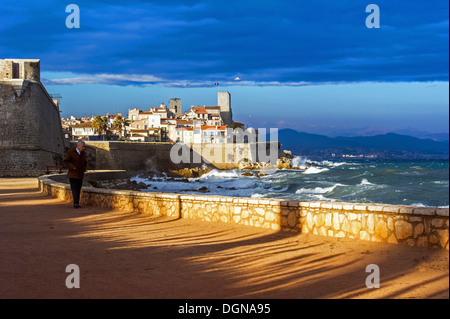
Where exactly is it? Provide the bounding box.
[39,172,449,250]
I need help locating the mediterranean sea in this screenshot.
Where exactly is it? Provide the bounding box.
[132,158,449,208]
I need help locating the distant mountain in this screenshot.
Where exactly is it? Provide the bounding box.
[277,129,350,148]
[300,127,449,142]
[336,133,449,154]
[392,130,449,142]
[278,129,449,157]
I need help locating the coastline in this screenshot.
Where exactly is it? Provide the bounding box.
[127,157,449,208]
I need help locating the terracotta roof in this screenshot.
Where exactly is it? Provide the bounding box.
[191,107,208,114]
[201,125,227,130]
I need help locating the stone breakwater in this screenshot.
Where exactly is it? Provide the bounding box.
[39,172,449,250]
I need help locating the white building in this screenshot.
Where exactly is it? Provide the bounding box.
[71,122,96,140]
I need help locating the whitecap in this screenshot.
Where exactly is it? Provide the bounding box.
[291,156,311,168]
[198,169,241,180]
[360,178,374,185]
[319,160,349,167]
[296,183,345,194]
[303,167,329,174]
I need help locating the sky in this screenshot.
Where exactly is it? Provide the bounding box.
[0,0,448,136]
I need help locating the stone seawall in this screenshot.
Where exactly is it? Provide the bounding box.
[74,141,284,172]
[39,172,449,250]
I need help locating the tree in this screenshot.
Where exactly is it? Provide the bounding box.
[113,115,123,131]
[92,115,107,136]
[113,115,129,138]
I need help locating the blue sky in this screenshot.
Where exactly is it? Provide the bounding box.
[0,0,448,135]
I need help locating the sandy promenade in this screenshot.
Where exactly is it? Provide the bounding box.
[0,177,448,299]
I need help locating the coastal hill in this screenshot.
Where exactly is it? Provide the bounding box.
[277,129,449,159]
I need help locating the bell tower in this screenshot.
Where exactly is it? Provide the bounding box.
[218,91,232,126]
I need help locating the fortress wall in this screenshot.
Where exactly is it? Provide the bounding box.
[39,172,449,250]
[77,141,193,172]
[0,79,65,176]
[0,58,65,177]
[74,141,283,172]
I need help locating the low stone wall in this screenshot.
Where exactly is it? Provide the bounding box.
[39,172,449,250]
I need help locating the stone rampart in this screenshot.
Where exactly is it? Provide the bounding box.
[39,171,449,250]
[0,59,65,177]
[76,141,284,172]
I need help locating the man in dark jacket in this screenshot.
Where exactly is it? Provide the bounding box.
[63,140,87,208]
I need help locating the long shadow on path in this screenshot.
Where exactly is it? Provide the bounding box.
[0,178,448,299]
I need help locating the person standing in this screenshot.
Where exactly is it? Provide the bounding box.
[63,140,87,208]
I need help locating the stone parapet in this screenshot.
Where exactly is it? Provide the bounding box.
[39,172,449,250]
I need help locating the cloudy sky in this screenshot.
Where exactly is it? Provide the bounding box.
[1,0,448,135]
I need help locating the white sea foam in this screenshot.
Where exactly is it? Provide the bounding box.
[319,160,349,167]
[411,202,427,207]
[250,193,265,198]
[410,203,449,208]
[296,183,345,194]
[303,167,329,174]
[291,156,349,169]
[360,178,374,185]
[310,194,327,201]
[291,156,310,169]
[198,169,241,180]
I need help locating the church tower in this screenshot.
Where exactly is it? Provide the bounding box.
[169,98,182,117]
[218,91,233,126]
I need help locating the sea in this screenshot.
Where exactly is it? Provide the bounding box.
[132,157,449,208]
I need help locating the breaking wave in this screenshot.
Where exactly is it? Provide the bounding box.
[296,183,346,194]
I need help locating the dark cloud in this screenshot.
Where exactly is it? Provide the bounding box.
[1,0,448,86]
